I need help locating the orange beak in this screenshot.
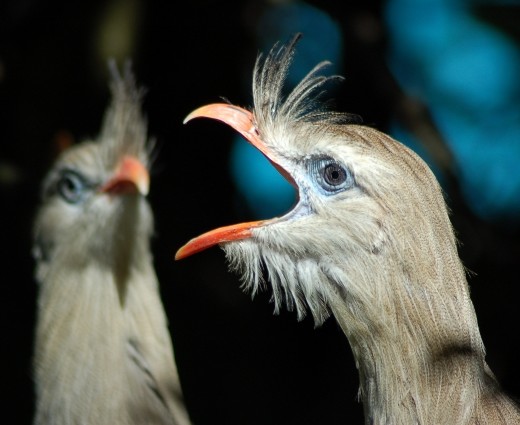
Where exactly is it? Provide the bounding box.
[175,220,268,260]
[100,155,150,196]
[175,103,288,260]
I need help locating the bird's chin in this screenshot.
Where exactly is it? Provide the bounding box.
[219,231,334,325]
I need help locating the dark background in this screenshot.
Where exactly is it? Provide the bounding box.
[2,1,520,424]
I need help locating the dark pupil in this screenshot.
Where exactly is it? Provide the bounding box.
[63,178,77,193]
[324,164,345,185]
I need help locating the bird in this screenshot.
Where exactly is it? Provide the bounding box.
[32,63,192,425]
[176,34,520,424]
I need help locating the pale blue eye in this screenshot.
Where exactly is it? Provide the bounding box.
[57,170,88,204]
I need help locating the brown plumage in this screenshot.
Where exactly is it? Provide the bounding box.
[176,34,520,424]
[33,63,192,425]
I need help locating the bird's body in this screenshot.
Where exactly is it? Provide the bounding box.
[177,35,520,424]
[33,65,191,425]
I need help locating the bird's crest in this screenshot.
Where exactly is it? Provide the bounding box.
[252,33,361,130]
[100,60,152,167]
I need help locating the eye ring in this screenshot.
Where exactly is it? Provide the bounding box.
[57,170,88,204]
[308,156,354,194]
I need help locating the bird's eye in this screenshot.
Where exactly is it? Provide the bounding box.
[309,156,354,194]
[57,170,88,204]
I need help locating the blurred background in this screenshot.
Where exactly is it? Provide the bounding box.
[1,0,519,423]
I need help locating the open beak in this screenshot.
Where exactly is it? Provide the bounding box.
[100,155,150,196]
[175,103,289,260]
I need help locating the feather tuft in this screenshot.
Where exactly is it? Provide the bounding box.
[253,33,361,130]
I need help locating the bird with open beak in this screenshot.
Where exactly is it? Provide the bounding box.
[32,63,192,425]
[177,34,520,424]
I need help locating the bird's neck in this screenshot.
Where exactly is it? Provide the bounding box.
[327,253,488,424]
[33,224,166,424]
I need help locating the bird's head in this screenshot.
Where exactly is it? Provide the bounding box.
[33,62,154,281]
[176,34,460,327]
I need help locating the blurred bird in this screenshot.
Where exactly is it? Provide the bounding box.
[33,63,192,425]
[177,34,520,424]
